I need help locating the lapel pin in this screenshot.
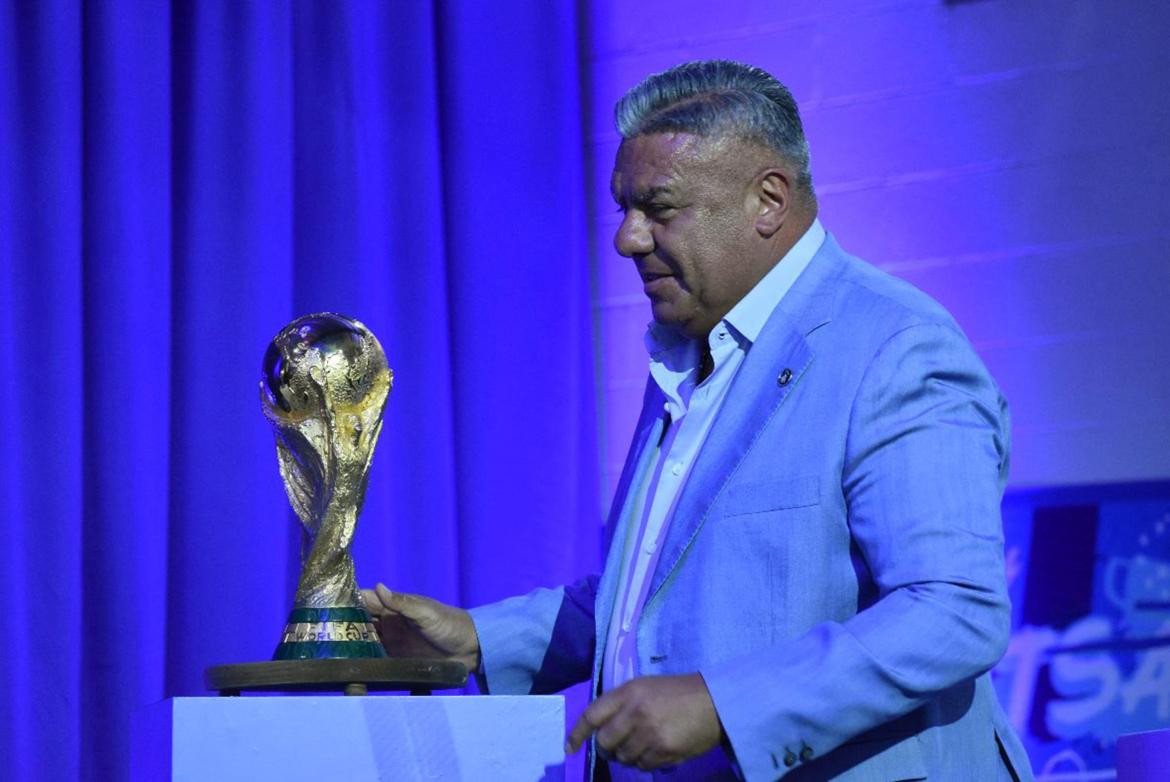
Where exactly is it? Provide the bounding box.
[778,368,793,386]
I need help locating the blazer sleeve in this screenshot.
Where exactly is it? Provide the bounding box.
[469,574,600,695]
[701,321,1012,781]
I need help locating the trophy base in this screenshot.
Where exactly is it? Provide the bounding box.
[273,606,386,660]
[205,657,469,696]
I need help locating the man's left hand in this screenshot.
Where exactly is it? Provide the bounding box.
[564,673,724,770]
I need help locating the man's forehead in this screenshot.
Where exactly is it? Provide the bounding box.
[615,133,703,172]
[610,132,755,197]
[610,133,704,195]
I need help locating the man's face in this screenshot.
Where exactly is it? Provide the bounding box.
[611,132,763,340]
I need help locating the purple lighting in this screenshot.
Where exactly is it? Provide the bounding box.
[0,2,1166,781]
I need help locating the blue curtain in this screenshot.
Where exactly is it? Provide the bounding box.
[0,1,600,779]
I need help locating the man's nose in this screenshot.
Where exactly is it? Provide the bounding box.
[614,211,653,257]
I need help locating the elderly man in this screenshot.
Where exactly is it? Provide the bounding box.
[366,60,1032,781]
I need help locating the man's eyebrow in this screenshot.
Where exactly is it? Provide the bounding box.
[637,185,673,201]
[612,185,675,207]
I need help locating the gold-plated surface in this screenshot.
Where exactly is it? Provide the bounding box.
[261,313,392,610]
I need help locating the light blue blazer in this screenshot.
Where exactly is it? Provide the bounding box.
[471,235,1033,781]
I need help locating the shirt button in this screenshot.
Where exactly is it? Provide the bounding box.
[717,331,727,340]
[645,541,657,554]
[671,463,682,476]
[622,620,630,631]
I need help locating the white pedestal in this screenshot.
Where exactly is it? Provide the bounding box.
[132,695,565,781]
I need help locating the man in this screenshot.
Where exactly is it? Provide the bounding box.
[366,60,1032,781]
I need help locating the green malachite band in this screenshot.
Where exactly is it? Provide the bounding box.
[288,607,373,623]
[273,640,387,660]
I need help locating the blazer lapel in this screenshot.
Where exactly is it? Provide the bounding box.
[601,379,666,552]
[593,379,668,680]
[646,235,844,600]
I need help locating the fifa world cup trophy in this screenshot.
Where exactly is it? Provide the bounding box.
[260,313,392,660]
[204,312,466,693]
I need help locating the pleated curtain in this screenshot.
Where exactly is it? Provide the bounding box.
[0,2,601,779]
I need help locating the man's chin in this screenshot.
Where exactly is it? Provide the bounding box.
[650,305,683,330]
[650,306,706,340]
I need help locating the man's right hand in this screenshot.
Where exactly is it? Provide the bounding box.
[361,583,481,672]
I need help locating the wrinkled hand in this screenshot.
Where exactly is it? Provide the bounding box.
[361,583,480,672]
[565,673,723,771]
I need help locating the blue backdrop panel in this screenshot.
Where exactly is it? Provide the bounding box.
[994,483,1170,779]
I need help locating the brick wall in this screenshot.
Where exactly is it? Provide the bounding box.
[583,0,1170,495]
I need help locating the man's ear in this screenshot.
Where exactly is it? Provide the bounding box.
[754,169,792,237]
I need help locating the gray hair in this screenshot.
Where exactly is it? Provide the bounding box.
[615,60,813,194]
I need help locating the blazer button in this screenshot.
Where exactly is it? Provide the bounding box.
[800,745,814,762]
[777,368,793,386]
[783,750,797,767]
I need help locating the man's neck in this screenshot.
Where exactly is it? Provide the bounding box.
[761,206,818,273]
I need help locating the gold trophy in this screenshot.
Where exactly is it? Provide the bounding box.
[205,313,466,695]
[261,313,390,660]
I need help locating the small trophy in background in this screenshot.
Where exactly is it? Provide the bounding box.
[205,312,466,695]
